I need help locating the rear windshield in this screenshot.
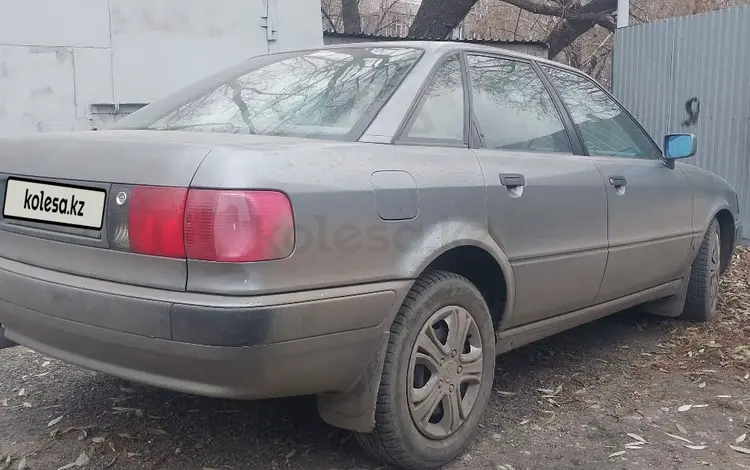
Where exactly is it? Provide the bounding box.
[113,47,423,141]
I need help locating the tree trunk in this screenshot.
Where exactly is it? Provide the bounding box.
[544,0,616,59]
[342,0,362,34]
[409,0,478,38]
[546,19,596,59]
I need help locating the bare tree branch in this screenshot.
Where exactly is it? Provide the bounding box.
[503,0,617,22]
[513,8,522,39]
[374,0,402,33]
[321,7,337,32]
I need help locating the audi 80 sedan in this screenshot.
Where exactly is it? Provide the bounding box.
[0,42,741,469]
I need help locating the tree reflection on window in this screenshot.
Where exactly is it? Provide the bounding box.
[406,55,465,142]
[146,47,422,140]
[467,55,571,153]
[542,66,660,159]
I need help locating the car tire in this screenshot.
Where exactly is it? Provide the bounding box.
[681,218,721,321]
[356,270,496,470]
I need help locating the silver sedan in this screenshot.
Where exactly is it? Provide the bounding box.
[0,42,740,469]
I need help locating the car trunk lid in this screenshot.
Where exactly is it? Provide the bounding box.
[0,131,215,291]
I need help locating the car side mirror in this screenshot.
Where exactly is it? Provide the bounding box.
[663,133,696,168]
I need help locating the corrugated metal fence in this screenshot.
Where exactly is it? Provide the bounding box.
[613,5,750,241]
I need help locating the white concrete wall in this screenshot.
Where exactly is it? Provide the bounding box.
[0,0,323,136]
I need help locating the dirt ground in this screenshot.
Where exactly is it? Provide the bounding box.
[1,251,749,470]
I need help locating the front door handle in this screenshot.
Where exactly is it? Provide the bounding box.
[499,173,526,188]
[608,176,627,188]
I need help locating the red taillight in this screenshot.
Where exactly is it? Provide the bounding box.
[121,186,293,262]
[185,190,293,262]
[128,186,188,258]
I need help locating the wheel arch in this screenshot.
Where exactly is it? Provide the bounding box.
[395,218,516,328]
[418,243,511,330]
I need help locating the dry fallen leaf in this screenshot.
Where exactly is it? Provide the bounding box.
[665,432,694,444]
[17,457,27,470]
[692,404,709,408]
[676,423,688,434]
[678,404,693,412]
[17,389,25,397]
[496,391,516,396]
[736,433,747,444]
[41,361,50,367]
[51,426,94,438]
[91,437,106,444]
[698,382,706,388]
[608,450,626,458]
[683,444,707,450]
[519,419,530,425]
[146,427,169,436]
[117,433,135,440]
[56,452,90,470]
[627,433,647,443]
[47,415,64,428]
[729,444,750,455]
[112,407,143,416]
[22,402,31,408]
[103,455,118,468]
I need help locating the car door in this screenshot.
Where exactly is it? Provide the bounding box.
[540,65,694,302]
[465,53,609,328]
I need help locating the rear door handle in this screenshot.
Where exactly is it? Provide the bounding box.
[499,173,526,188]
[608,176,627,187]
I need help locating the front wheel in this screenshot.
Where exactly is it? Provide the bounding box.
[682,218,721,321]
[356,271,496,469]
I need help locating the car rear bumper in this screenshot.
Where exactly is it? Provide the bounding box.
[0,256,409,399]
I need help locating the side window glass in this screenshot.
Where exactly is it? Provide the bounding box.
[542,66,660,159]
[403,55,464,143]
[467,55,571,153]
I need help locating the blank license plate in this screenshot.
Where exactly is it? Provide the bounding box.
[3,178,106,230]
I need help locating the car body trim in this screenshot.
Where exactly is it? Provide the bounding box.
[496,278,682,354]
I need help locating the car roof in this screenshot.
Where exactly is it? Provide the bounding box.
[314,40,583,75]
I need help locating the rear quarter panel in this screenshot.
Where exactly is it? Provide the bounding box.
[187,142,492,295]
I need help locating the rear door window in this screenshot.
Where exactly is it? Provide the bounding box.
[466,54,572,153]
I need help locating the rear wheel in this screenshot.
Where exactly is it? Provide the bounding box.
[682,218,721,321]
[356,271,495,469]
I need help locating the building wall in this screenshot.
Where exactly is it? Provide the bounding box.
[0,0,322,135]
[613,5,750,240]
